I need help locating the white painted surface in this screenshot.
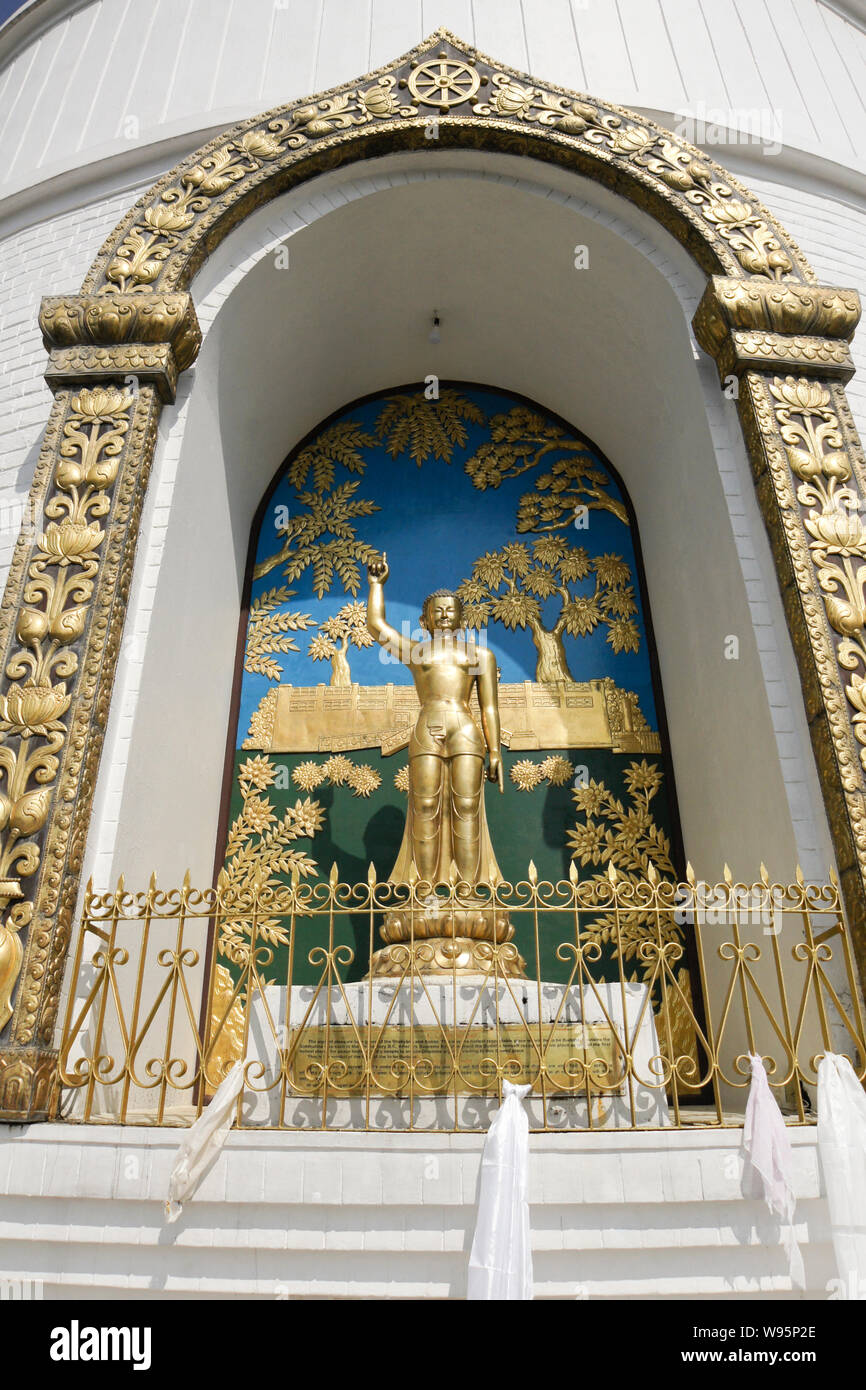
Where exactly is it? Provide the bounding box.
[0,1122,837,1298]
[0,0,864,209]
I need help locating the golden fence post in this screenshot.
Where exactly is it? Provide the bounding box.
[118,873,155,1125]
[86,876,124,1124]
[763,869,804,1121]
[689,869,724,1125]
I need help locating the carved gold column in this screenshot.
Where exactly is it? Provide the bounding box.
[0,294,200,1120]
[694,278,866,982]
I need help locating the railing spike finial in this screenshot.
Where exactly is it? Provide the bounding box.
[116,872,125,895]
[408,860,419,885]
[607,860,618,883]
[723,863,733,885]
[290,864,299,889]
[647,860,659,885]
[216,867,228,890]
[569,858,579,884]
[685,861,696,885]
[527,859,538,885]
[182,868,191,891]
[148,870,157,892]
[829,862,839,888]
[796,863,805,887]
[759,862,770,885]
[367,861,376,886]
[329,861,339,887]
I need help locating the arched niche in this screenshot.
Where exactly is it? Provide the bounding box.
[2,31,864,1120]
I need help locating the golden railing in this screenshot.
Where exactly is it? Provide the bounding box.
[56,865,866,1131]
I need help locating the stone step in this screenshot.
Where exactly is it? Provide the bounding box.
[0,1124,838,1300]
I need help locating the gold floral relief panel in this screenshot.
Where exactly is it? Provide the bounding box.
[80,31,811,301]
[0,383,160,1065]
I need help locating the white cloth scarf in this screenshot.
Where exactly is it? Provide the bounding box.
[467,1080,533,1300]
[741,1053,805,1289]
[165,1061,245,1222]
[817,1053,866,1300]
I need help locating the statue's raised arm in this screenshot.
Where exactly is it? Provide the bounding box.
[476,644,504,793]
[366,552,413,666]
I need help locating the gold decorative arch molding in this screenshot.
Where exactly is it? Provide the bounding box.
[1,29,864,1119]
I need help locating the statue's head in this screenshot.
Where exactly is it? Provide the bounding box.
[420,589,463,632]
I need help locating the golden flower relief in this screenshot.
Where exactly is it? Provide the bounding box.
[770,377,830,412]
[769,376,866,770]
[323,754,354,786]
[241,795,276,835]
[238,755,277,793]
[291,756,381,798]
[39,520,104,564]
[511,760,544,791]
[292,761,326,791]
[0,682,71,736]
[349,765,381,798]
[70,387,134,419]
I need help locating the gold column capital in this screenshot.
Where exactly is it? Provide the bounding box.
[39,292,201,402]
[693,276,861,384]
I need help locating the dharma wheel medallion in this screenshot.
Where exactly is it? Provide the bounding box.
[408,58,480,109]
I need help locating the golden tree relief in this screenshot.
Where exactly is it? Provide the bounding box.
[465,405,629,528]
[307,601,374,686]
[458,539,639,684]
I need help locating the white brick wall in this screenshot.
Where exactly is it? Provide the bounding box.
[0,181,149,582]
[746,171,866,431]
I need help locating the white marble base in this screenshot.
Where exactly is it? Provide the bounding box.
[243,979,670,1130]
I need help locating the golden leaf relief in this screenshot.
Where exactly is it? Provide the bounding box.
[254,477,379,595]
[465,405,628,527]
[566,759,698,1075]
[244,586,316,680]
[375,389,485,466]
[220,755,323,960]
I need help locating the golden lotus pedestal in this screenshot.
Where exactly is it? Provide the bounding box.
[369,899,527,978]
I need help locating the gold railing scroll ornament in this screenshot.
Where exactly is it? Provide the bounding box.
[57,867,866,1132]
[3,28,866,1118]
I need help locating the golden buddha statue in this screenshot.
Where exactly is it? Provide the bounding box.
[366,553,524,977]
